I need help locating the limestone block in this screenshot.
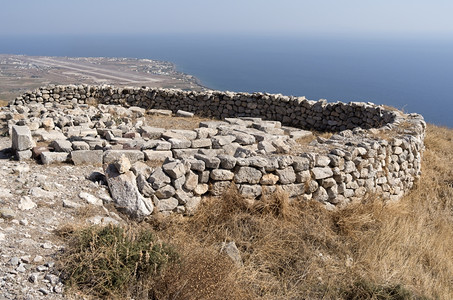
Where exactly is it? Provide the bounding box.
[41,152,69,165]
[210,181,231,196]
[162,160,186,179]
[140,126,165,139]
[210,169,234,181]
[311,167,334,180]
[247,156,268,168]
[16,150,32,161]
[155,185,176,199]
[149,167,171,190]
[71,141,90,151]
[232,132,255,145]
[194,127,218,139]
[191,138,212,148]
[276,155,293,169]
[71,150,103,165]
[276,167,296,184]
[212,135,236,148]
[194,154,221,169]
[167,147,196,159]
[183,158,205,172]
[130,161,152,178]
[105,164,153,219]
[220,242,244,267]
[280,184,306,197]
[172,176,186,190]
[321,178,337,188]
[306,180,319,193]
[155,140,172,150]
[238,185,262,198]
[315,155,331,167]
[234,167,262,184]
[175,190,192,204]
[257,141,276,153]
[136,174,155,197]
[155,197,178,212]
[313,186,329,202]
[144,150,173,162]
[169,138,191,149]
[113,155,131,174]
[36,130,67,142]
[217,154,237,169]
[193,183,209,196]
[199,171,210,183]
[176,110,194,118]
[168,129,197,140]
[12,125,34,151]
[260,174,279,185]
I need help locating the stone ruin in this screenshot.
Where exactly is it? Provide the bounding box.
[1,84,426,218]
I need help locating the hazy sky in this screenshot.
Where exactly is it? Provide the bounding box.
[1,0,452,37]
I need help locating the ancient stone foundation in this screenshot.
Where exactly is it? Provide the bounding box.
[4,84,426,217]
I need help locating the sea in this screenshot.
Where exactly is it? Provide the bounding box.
[1,34,452,127]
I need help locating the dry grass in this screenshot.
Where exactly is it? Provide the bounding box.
[291,131,335,155]
[145,115,212,130]
[58,123,453,299]
[0,99,8,107]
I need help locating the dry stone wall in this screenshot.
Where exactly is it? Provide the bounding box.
[5,84,426,217]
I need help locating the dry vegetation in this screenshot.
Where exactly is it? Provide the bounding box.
[145,115,213,130]
[57,124,453,299]
[0,99,8,107]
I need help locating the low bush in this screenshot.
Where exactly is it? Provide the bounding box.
[58,224,178,298]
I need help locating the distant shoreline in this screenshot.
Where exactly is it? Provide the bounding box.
[0,54,206,101]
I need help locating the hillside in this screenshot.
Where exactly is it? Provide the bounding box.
[0,90,452,299]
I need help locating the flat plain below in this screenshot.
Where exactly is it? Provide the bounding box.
[0,54,205,102]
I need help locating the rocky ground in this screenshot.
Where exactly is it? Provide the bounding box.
[0,102,313,299]
[0,135,125,299]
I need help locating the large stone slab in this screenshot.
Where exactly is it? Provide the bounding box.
[311,167,334,180]
[210,169,234,181]
[35,130,67,142]
[162,161,186,179]
[194,153,221,169]
[12,125,34,151]
[148,167,171,190]
[51,139,73,153]
[191,138,212,148]
[234,167,262,184]
[140,126,165,139]
[143,150,173,162]
[276,167,296,184]
[172,149,199,159]
[41,152,69,165]
[168,138,191,149]
[71,150,103,165]
[105,164,154,219]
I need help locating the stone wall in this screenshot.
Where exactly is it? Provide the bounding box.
[14,84,397,131]
[7,84,426,216]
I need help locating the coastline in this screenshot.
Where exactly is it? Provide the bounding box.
[0,54,206,102]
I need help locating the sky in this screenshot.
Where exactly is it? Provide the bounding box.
[0,0,452,37]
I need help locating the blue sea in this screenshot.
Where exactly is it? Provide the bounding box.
[1,34,452,127]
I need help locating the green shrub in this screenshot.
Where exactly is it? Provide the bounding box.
[59,224,178,298]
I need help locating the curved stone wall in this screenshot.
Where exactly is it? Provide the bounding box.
[7,84,426,215]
